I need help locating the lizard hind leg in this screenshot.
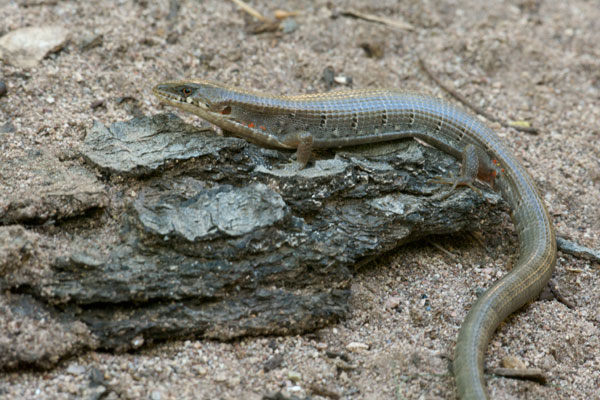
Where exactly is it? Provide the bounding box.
[294,131,314,169]
[429,144,483,198]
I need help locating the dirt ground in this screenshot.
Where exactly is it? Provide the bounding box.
[1,0,599,399]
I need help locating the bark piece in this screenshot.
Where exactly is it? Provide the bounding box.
[81,113,245,176]
[1,114,505,368]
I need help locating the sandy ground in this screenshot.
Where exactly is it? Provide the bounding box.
[1,0,599,399]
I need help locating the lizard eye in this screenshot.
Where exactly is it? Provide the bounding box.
[181,88,192,96]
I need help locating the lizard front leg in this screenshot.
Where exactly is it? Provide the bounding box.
[430,144,484,198]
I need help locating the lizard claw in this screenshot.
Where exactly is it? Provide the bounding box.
[429,174,483,199]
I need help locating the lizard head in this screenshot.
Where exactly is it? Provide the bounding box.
[152,79,287,148]
[152,80,234,114]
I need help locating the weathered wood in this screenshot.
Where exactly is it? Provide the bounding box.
[0,114,505,369]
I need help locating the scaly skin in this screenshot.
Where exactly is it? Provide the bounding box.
[153,79,556,399]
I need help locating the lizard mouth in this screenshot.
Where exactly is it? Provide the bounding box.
[152,85,211,110]
[152,85,246,131]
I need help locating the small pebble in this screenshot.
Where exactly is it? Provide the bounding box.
[88,367,106,386]
[86,385,106,400]
[281,18,298,34]
[346,342,369,352]
[322,66,335,88]
[213,372,228,383]
[90,99,105,109]
[0,122,16,133]
[288,370,302,382]
[150,390,162,400]
[502,355,527,369]
[66,364,86,375]
[0,81,7,97]
[384,296,402,309]
[131,335,144,348]
[333,75,352,86]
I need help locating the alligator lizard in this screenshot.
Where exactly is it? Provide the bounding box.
[153,79,557,399]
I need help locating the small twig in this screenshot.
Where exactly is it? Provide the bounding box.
[352,253,380,271]
[325,351,351,362]
[22,0,58,6]
[556,237,600,263]
[549,279,576,309]
[339,9,414,31]
[230,0,268,21]
[468,231,490,254]
[309,384,341,400]
[274,10,301,19]
[428,240,461,264]
[418,57,539,135]
[487,367,547,385]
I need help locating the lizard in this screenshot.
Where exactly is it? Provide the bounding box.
[152,79,557,399]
